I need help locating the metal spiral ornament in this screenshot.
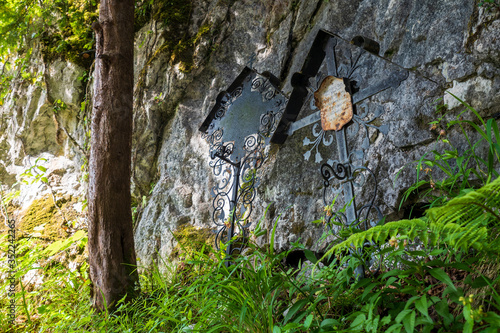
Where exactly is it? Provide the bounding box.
[321,161,349,185]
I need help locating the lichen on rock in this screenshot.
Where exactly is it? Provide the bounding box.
[19,195,80,241]
[170,224,215,259]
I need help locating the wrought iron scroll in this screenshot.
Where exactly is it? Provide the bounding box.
[321,160,382,231]
[200,67,286,261]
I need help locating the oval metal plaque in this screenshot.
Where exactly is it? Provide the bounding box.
[314,76,353,131]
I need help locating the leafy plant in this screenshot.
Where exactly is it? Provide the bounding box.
[399,93,500,209]
[19,157,48,185]
[323,175,500,266]
[1,194,499,333]
[0,230,89,332]
[478,0,500,12]
[0,53,497,330]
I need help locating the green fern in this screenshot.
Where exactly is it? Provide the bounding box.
[427,176,500,226]
[323,177,500,258]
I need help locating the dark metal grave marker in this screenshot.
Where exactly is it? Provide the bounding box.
[199,67,286,262]
[271,30,409,277]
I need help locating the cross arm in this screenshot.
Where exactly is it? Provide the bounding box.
[285,70,409,136]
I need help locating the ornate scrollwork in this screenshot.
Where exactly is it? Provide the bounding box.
[300,48,367,164]
[321,158,382,231]
[210,137,265,255]
[232,86,243,99]
[293,38,389,233]
[200,68,287,257]
[260,102,285,140]
[251,77,279,101]
[243,134,260,154]
[299,43,394,163]
[251,77,264,90]
[321,161,348,185]
[349,104,389,150]
[303,123,334,163]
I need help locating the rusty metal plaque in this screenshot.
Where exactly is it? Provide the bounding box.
[314,76,353,131]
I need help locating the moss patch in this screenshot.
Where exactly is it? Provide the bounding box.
[40,0,98,68]
[19,195,79,241]
[136,0,216,84]
[171,23,212,73]
[154,0,193,71]
[291,221,306,235]
[171,225,214,259]
[135,0,192,88]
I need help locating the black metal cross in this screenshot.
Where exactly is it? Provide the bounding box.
[271,30,409,277]
[200,67,287,263]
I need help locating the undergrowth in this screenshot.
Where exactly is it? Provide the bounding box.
[2,198,499,332]
[1,98,499,332]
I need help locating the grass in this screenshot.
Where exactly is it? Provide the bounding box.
[1,98,500,332]
[1,203,499,333]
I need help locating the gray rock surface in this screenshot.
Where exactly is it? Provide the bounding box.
[0,47,86,217]
[1,1,499,269]
[133,0,500,266]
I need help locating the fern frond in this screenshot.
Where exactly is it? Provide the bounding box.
[427,177,500,226]
[428,222,488,251]
[322,178,500,258]
[322,219,427,259]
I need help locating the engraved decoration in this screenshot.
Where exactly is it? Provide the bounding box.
[271,31,409,237]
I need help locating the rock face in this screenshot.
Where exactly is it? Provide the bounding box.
[1,0,499,268]
[0,47,87,224]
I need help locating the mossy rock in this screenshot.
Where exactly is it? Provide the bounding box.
[40,0,98,67]
[19,195,79,241]
[138,1,213,76]
[171,225,214,259]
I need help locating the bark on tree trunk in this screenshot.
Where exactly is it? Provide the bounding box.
[88,0,138,311]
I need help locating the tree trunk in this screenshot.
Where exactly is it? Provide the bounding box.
[88,0,138,311]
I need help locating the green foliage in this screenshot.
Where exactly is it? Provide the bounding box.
[19,157,48,185]
[0,231,89,332]
[3,185,499,332]
[39,0,98,64]
[325,176,500,258]
[0,0,98,65]
[0,0,98,107]
[478,0,500,12]
[2,207,500,332]
[399,93,500,209]
[171,224,214,259]
[1,95,499,332]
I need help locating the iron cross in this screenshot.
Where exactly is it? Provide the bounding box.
[271,30,409,277]
[200,67,287,263]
